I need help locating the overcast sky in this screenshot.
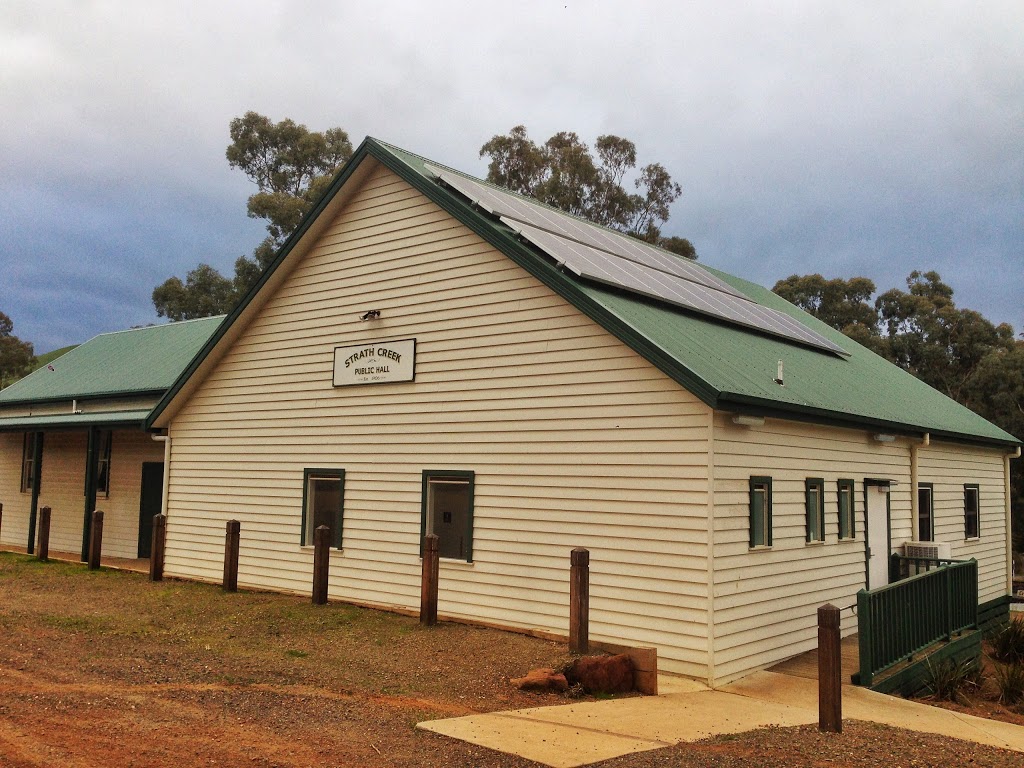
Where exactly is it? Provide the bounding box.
[1,1,1021,353]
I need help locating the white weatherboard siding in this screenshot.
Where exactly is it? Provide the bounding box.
[0,429,162,559]
[101,431,165,559]
[34,431,88,555]
[710,416,1011,684]
[0,431,30,548]
[711,414,913,684]
[164,163,714,677]
[918,442,1008,603]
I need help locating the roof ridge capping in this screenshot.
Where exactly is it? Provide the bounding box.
[93,314,227,339]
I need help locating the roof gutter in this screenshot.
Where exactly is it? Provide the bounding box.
[0,389,167,408]
[718,393,1020,451]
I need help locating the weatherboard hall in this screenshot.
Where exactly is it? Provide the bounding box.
[0,138,1017,686]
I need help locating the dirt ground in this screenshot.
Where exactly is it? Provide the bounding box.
[1,552,1021,768]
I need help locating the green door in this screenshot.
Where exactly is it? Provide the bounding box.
[138,462,164,558]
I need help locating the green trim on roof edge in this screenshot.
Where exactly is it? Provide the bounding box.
[146,137,1019,448]
[368,140,722,406]
[147,138,722,428]
[146,140,386,429]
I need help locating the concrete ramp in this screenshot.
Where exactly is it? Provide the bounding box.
[418,671,1024,768]
[418,676,817,768]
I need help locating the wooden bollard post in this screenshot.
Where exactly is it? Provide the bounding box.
[88,510,104,570]
[223,520,240,592]
[311,525,330,605]
[818,603,842,733]
[37,506,51,562]
[569,547,590,654]
[420,533,440,626]
[149,514,166,582]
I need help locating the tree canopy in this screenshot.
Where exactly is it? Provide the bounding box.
[772,274,883,353]
[153,113,353,321]
[774,270,1023,548]
[0,311,36,389]
[480,126,695,258]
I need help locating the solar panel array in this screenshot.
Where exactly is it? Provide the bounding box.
[425,164,847,357]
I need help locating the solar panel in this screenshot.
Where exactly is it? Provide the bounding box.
[425,164,848,357]
[426,165,742,297]
[505,220,848,355]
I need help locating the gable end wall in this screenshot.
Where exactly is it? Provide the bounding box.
[164,164,713,676]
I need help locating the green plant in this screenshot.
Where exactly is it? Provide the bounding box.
[988,619,1024,664]
[993,661,1024,705]
[921,656,981,704]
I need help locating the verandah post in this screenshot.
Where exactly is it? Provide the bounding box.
[570,547,590,654]
[312,524,330,605]
[223,520,240,592]
[149,514,166,581]
[856,589,872,687]
[37,506,51,562]
[420,533,439,626]
[817,603,842,733]
[88,510,104,570]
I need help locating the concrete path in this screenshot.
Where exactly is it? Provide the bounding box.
[418,671,1024,768]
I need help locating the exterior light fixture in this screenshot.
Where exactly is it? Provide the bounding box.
[732,415,765,427]
[873,433,896,443]
[359,310,381,321]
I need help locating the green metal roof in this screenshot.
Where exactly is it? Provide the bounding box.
[148,139,1018,447]
[0,316,224,405]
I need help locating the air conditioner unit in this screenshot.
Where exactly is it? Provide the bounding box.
[903,541,951,561]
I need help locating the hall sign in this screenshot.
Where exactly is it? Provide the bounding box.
[333,338,416,387]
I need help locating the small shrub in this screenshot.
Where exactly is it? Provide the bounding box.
[988,620,1024,664]
[922,656,981,704]
[993,661,1024,706]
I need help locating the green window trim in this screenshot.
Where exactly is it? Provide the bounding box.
[917,483,934,542]
[837,479,855,540]
[749,476,772,548]
[964,483,980,540]
[420,470,475,563]
[301,468,345,549]
[805,478,825,543]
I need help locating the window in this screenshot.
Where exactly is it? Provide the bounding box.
[20,432,41,493]
[805,478,825,542]
[964,484,980,540]
[96,430,112,497]
[749,476,772,548]
[421,470,474,562]
[837,479,855,540]
[917,484,934,541]
[301,469,345,548]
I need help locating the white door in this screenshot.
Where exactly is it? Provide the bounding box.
[866,483,890,590]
